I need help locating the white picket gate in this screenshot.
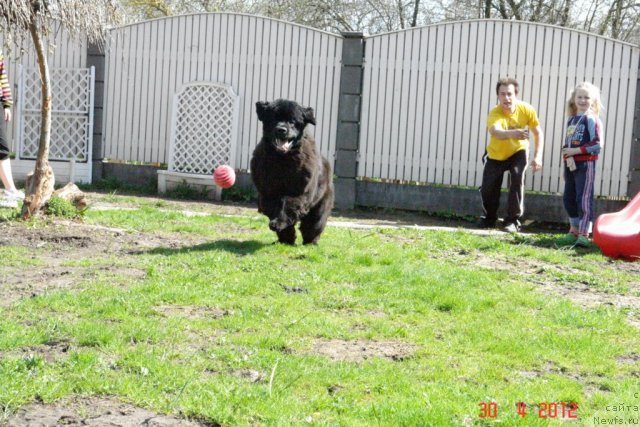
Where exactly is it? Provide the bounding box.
[13,65,95,183]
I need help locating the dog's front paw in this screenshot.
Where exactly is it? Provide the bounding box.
[269,218,290,232]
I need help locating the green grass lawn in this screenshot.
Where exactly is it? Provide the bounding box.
[0,195,638,426]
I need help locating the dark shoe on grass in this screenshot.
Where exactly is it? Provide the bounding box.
[477,217,496,229]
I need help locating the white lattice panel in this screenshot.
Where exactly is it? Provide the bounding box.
[22,68,91,112]
[20,115,89,160]
[169,83,238,175]
[17,66,94,163]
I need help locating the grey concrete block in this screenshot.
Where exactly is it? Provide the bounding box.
[87,42,105,56]
[334,177,356,209]
[355,180,627,223]
[93,81,104,106]
[341,36,364,66]
[336,123,359,150]
[338,94,360,122]
[92,135,103,160]
[629,138,640,197]
[88,61,105,82]
[102,162,161,186]
[341,32,364,39]
[334,150,358,178]
[93,108,103,130]
[91,160,103,183]
[626,174,639,198]
[339,67,362,94]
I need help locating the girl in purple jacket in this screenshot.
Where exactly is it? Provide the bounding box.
[558,82,604,247]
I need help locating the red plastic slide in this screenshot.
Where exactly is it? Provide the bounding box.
[593,192,640,261]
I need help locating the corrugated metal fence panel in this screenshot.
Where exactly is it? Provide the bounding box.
[0,24,87,150]
[102,13,343,170]
[359,19,640,197]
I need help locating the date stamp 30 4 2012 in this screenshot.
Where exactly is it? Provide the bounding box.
[478,401,578,420]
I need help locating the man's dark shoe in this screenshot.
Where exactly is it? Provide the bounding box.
[477,217,497,229]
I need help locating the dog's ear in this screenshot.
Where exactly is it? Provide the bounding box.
[303,107,316,126]
[256,101,270,122]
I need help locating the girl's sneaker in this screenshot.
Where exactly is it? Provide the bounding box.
[556,233,577,246]
[0,189,25,208]
[4,189,25,201]
[574,235,591,247]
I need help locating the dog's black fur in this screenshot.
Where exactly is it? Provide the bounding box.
[250,99,334,245]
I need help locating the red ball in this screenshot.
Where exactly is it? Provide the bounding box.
[213,165,236,189]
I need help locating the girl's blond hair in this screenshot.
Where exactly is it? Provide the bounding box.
[567,82,603,116]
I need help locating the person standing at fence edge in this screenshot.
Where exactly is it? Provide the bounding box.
[556,82,604,247]
[0,51,24,208]
[478,77,544,232]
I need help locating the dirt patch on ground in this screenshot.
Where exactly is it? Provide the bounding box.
[307,339,418,362]
[464,251,640,327]
[0,219,210,254]
[154,305,233,320]
[0,263,146,308]
[4,396,209,426]
[231,368,264,383]
[0,340,73,364]
[0,220,210,308]
[521,262,640,329]
[517,361,614,397]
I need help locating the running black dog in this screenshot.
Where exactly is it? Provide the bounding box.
[250,99,334,244]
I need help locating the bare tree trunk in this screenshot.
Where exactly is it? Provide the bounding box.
[411,0,420,27]
[611,0,623,39]
[480,0,491,19]
[21,19,55,220]
[583,0,600,32]
[505,0,522,20]
[397,0,406,29]
[497,0,510,18]
[484,0,492,18]
[560,0,573,25]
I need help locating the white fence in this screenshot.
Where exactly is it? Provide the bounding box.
[2,16,638,197]
[359,20,640,198]
[102,13,343,171]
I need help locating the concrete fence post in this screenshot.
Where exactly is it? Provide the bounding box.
[333,32,364,210]
[629,58,640,198]
[87,41,106,182]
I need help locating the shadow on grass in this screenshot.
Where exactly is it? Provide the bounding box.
[144,239,269,256]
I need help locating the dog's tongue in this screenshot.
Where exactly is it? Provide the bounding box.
[274,139,293,153]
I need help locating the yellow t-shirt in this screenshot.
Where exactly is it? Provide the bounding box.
[486,101,539,161]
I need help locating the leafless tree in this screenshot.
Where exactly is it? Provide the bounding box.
[0,0,121,218]
[594,0,640,41]
[120,0,248,21]
[119,0,639,43]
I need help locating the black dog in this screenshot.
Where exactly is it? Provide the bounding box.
[251,99,334,245]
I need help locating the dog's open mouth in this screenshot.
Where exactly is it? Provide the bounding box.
[275,139,293,153]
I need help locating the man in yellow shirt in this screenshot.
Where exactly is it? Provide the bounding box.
[479,78,544,232]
